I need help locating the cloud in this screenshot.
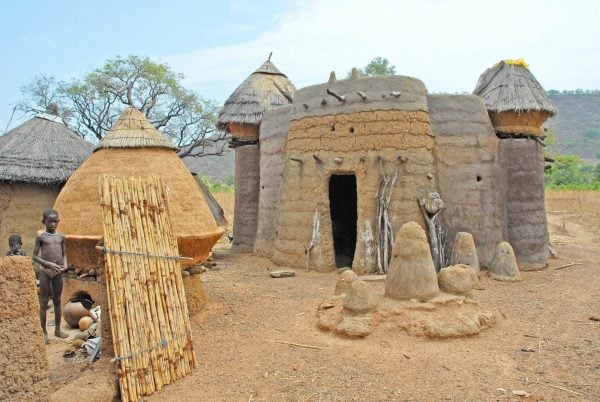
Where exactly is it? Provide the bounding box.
[164,0,600,102]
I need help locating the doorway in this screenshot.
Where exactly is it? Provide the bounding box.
[329,174,357,268]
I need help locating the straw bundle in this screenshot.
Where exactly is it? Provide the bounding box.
[99,175,195,402]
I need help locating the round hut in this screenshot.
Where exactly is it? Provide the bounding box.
[217,56,295,252]
[0,113,93,255]
[473,59,557,270]
[53,107,224,269]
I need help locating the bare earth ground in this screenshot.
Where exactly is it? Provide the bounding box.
[46,192,599,401]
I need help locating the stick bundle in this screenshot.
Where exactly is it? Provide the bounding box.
[99,175,196,402]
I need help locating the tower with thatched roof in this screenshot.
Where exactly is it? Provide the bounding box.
[53,107,225,270]
[473,59,556,270]
[0,113,93,255]
[217,55,295,252]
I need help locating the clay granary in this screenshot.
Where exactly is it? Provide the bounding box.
[224,59,556,274]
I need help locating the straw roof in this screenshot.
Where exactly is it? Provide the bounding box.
[0,114,93,185]
[473,60,557,115]
[217,59,296,131]
[94,107,178,151]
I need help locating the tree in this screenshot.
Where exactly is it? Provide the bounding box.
[17,55,227,158]
[348,56,397,78]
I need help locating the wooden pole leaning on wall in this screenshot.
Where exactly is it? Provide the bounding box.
[99,175,196,402]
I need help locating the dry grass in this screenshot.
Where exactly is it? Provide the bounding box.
[546,189,600,234]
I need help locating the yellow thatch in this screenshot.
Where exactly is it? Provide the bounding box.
[95,107,178,151]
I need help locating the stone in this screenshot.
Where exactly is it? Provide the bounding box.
[488,242,520,281]
[334,270,358,295]
[187,266,206,275]
[385,221,439,301]
[270,270,296,278]
[343,280,378,313]
[450,232,480,272]
[210,265,221,271]
[337,267,351,274]
[181,270,190,276]
[438,264,478,295]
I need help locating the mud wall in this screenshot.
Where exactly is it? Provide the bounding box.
[498,138,548,270]
[429,95,506,267]
[254,105,292,257]
[0,182,60,256]
[272,108,437,274]
[232,144,260,252]
[0,256,49,400]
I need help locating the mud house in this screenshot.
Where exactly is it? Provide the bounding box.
[0,112,93,256]
[224,60,555,274]
[53,107,225,270]
[217,56,296,252]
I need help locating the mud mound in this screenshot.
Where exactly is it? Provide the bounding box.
[0,256,49,401]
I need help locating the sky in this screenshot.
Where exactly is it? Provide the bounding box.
[1,0,599,133]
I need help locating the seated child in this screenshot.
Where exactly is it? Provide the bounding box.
[6,234,26,256]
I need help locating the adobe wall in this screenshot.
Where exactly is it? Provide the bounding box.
[498,138,548,270]
[254,105,292,257]
[232,144,260,252]
[429,95,506,267]
[0,182,60,256]
[0,256,49,400]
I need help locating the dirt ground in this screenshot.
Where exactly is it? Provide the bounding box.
[45,204,599,401]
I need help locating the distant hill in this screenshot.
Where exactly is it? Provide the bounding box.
[544,91,600,162]
[183,141,234,180]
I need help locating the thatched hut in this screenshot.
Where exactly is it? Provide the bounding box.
[53,107,224,269]
[473,59,557,136]
[217,56,295,252]
[474,59,556,270]
[0,113,93,255]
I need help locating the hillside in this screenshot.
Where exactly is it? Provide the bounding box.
[544,91,600,162]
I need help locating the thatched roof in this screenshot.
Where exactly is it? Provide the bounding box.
[217,59,296,131]
[0,114,93,185]
[473,60,557,115]
[95,107,178,151]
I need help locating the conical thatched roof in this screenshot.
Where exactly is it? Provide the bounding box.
[95,107,178,151]
[0,114,93,185]
[217,59,296,131]
[473,60,557,115]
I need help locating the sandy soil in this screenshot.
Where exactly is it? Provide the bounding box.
[46,211,599,401]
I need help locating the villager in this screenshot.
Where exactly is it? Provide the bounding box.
[63,291,98,328]
[6,233,26,256]
[32,208,69,343]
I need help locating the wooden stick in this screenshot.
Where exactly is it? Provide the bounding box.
[554,262,583,271]
[543,383,583,396]
[275,340,323,350]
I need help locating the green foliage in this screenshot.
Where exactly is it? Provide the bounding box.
[545,154,600,190]
[18,55,227,158]
[202,176,234,193]
[348,57,396,78]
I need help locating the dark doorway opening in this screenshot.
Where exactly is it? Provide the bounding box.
[329,174,357,268]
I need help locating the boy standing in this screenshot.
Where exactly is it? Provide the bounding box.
[6,234,26,256]
[32,209,69,343]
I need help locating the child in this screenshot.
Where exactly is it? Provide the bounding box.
[63,291,98,328]
[6,233,26,256]
[32,209,69,343]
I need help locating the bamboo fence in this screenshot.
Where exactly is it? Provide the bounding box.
[99,175,196,402]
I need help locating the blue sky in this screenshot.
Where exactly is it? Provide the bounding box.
[1,0,599,132]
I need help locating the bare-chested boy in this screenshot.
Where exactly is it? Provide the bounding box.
[32,209,69,343]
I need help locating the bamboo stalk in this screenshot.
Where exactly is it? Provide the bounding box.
[99,175,196,401]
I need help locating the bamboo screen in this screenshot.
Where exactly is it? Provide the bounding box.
[99,175,196,402]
